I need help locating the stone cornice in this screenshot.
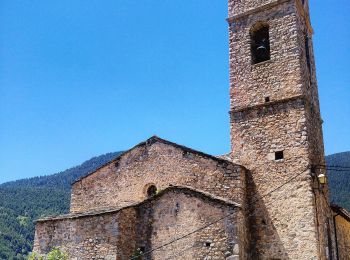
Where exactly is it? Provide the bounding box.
[230,95,323,124]
[230,95,305,114]
[226,0,313,35]
[226,0,292,23]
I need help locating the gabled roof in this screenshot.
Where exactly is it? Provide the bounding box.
[73,135,243,185]
[36,185,241,222]
[331,204,350,222]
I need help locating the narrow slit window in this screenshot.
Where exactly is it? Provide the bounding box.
[305,36,311,73]
[265,96,270,103]
[251,23,271,64]
[275,151,284,160]
[305,36,311,71]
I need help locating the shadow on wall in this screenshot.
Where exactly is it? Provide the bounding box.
[246,173,290,259]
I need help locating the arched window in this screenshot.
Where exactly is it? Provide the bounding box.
[250,22,271,64]
[146,185,157,198]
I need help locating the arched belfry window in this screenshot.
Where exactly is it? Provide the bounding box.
[250,22,271,64]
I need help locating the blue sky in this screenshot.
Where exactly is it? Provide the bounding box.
[0,0,349,183]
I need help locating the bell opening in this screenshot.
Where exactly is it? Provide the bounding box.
[251,25,271,64]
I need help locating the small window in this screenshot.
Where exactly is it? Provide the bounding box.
[205,242,211,247]
[147,185,157,197]
[265,96,270,103]
[311,165,316,174]
[305,36,311,73]
[251,23,271,64]
[275,151,284,160]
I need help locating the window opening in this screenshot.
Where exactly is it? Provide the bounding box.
[205,242,211,247]
[147,185,157,197]
[275,151,284,160]
[251,24,271,64]
[305,36,311,73]
[265,96,270,103]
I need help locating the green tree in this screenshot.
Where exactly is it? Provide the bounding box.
[28,252,43,260]
[47,247,68,260]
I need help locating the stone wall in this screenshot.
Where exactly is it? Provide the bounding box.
[229,2,302,111]
[33,208,137,260]
[34,187,243,260]
[336,214,350,260]
[228,0,281,17]
[228,0,334,258]
[70,138,247,216]
[231,98,320,259]
[332,206,350,260]
[136,188,242,260]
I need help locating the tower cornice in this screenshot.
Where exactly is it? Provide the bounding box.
[226,0,313,35]
[229,95,322,125]
[227,0,292,23]
[230,94,304,114]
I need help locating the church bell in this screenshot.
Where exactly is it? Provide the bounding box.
[256,38,269,60]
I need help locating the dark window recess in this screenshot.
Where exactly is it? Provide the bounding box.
[251,25,271,64]
[175,202,180,214]
[140,247,145,253]
[205,242,211,247]
[305,36,311,73]
[147,185,157,197]
[311,165,316,174]
[265,96,270,103]
[275,151,284,160]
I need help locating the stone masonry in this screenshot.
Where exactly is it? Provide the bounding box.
[70,137,247,215]
[332,205,350,260]
[229,0,335,259]
[34,137,249,259]
[34,186,243,260]
[33,0,348,259]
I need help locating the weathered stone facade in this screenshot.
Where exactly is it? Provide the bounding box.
[34,186,244,260]
[33,0,348,259]
[332,205,350,260]
[34,138,249,259]
[228,0,335,259]
[70,138,247,215]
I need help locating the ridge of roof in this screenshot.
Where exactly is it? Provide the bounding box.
[36,185,241,223]
[331,204,350,222]
[72,135,245,185]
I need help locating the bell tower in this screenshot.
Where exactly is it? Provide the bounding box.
[228,0,335,259]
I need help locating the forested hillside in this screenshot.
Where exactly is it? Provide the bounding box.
[326,151,350,211]
[0,152,121,260]
[0,150,348,259]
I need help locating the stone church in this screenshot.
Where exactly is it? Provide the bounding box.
[33,0,349,259]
